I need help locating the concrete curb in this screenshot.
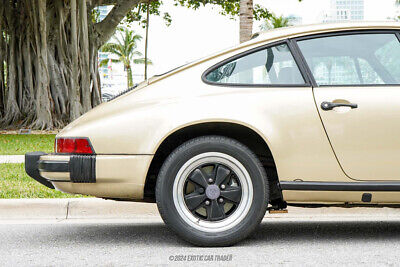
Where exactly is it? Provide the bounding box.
[0,155,24,164]
[3,198,400,220]
[67,198,159,219]
[0,198,159,220]
[0,199,68,220]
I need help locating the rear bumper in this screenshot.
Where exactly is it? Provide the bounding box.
[25,152,55,189]
[25,152,96,187]
[25,152,153,199]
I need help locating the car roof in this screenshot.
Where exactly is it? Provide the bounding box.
[250,21,400,44]
[147,21,400,85]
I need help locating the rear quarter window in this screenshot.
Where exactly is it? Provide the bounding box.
[204,43,305,86]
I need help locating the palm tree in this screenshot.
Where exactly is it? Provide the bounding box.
[239,0,253,43]
[260,14,293,31]
[392,0,400,21]
[101,28,152,88]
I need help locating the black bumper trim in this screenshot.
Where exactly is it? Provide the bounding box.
[25,152,55,189]
[25,152,96,186]
[70,155,96,183]
[280,181,400,191]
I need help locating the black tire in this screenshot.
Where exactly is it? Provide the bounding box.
[155,135,269,246]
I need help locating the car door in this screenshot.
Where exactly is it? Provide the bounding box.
[295,31,400,181]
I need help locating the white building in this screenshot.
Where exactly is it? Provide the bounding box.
[323,0,364,22]
[395,3,400,21]
[288,15,303,26]
[96,6,134,95]
[96,6,112,21]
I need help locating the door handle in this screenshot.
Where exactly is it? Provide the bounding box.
[321,101,358,111]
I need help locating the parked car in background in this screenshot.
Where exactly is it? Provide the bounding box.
[101,92,115,102]
[102,84,139,102]
[26,22,400,246]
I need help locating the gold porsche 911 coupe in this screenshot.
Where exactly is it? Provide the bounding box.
[26,22,400,246]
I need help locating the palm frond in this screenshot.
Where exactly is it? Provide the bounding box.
[99,59,109,68]
[133,58,153,65]
[260,14,293,31]
[101,43,123,57]
[101,27,151,71]
[132,51,143,57]
[99,58,121,67]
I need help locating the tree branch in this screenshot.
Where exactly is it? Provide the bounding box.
[89,0,118,9]
[91,0,117,6]
[94,0,142,46]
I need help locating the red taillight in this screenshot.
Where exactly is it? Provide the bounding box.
[55,138,94,154]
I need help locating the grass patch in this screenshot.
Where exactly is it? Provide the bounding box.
[0,134,56,155]
[0,163,87,198]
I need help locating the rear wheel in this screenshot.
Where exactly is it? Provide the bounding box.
[156,136,269,246]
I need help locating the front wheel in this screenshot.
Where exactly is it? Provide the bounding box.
[156,136,269,246]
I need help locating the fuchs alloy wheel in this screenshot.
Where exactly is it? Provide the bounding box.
[174,152,253,232]
[156,136,269,246]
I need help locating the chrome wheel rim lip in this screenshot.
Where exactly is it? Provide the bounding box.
[173,152,253,233]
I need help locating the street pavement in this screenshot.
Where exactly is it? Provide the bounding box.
[2,212,400,266]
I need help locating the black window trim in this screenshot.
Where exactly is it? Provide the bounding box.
[201,39,312,88]
[289,39,317,87]
[292,29,400,88]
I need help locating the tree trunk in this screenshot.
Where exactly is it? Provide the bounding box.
[90,42,101,107]
[70,0,82,121]
[79,0,92,113]
[33,0,53,129]
[144,1,150,80]
[0,16,5,116]
[22,28,35,118]
[2,0,21,125]
[0,0,141,130]
[239,0,253,43]
[127,65,133,88]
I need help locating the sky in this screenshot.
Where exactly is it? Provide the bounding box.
[117,0,399,85]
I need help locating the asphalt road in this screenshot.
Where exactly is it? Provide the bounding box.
[1,216,400,266]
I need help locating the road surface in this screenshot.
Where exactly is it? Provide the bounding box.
[1,215,400,266]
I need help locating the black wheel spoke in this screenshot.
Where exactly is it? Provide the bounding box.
[188,168,208,188]
[220,186,242,203]
[207,199,225,221]
[214,165,231,186]
[183,162,243,222]
[184,192,206,211]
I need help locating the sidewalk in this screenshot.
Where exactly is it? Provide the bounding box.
[0,198,160,220]
[2,198,400,221]
[0,155,24,164]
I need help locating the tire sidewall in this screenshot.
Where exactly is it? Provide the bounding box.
[156,136,268,246]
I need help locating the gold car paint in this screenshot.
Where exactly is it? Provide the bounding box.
[40,172,69,181]
[45,22,400,203]
[52,181,145,199]
[314,86,400,181]
[50,155,153,199]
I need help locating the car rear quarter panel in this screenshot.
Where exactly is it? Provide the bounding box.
[59,48,349,184]
[56,22,400,202]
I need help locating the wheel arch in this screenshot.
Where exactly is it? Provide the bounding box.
[144,121,282,204]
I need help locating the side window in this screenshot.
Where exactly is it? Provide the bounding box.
[297,33,400,86]
[358,58,384,84]
[205,43,305,85]
[307,56,360,85]
[375,37,400,83]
